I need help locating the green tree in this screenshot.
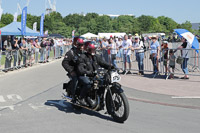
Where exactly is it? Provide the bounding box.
[137,15,163,33]
[0,13,14,27]
[63,13,84,29]
[116,15,140,34]
[180,21,192,31]
[96,15,113,33]
[157,16,178,33]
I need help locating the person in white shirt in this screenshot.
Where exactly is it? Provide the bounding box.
[122,35,132,74]
[132,36,145,75]
[54,38,60,59]
[108,37,118,68]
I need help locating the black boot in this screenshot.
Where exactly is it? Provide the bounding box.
[71,96,76,104]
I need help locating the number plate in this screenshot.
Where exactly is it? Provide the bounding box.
[111,72,121,83]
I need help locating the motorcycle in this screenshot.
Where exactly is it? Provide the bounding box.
[62,69,129,123]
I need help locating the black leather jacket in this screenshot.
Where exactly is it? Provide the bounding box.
[77,53,111,77]
[62,47,82,74]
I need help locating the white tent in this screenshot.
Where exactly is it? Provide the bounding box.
[81,32,98,39]
[98,33,126,39]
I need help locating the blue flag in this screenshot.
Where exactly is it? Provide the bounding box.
[21,6,27,35]
[40,13,44,36]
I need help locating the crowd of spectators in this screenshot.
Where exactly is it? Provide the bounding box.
[0,34,192,79]
[0,36,72,72]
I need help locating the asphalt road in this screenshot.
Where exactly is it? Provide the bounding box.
[0,59,200,133]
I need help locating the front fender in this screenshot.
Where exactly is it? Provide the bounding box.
[110,82,124,93]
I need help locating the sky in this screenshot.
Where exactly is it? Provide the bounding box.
[1,0,200,24]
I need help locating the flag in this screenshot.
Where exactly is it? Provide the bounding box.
[0,6,3,21]
[40,13,44,36]
[13,12,18,22]
[33,22,37,31]
[21,6,27,35]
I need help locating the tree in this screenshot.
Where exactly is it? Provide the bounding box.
[0,13,13,27]
[0,12,192,37]
[137,15,163,33]
[180,21,192,31]
[116,15,140,34]
[96,15,113,33]
[63,13,84,29]
[157,16,178,33]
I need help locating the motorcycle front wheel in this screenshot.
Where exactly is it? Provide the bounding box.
[106,91,129,123]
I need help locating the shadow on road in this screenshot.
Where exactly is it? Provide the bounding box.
[44,100,114,122]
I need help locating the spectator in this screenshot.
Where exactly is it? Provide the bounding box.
[19,38,28,67]
[46,39,51,62]
[12,37,19,69]
[27,39,34,66]
[0,40,2,68]
[132,36,144,75]
[150,35,160,74]
[161,41,169,75]
[40,38,47,63]
[116,37,123,62]
[102,37,109,62]
[3,36,12,72]
[63,39,68,55]
[34,38,41,63]
[59,39,64,57]
[122,35,132,74]
[168,49,176,79]
[108,37,118,68]
[177,37,190,79]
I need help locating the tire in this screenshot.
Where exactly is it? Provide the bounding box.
[106,91,129,123]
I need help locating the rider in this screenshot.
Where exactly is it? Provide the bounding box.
[62,36,85,102]
[77,41,114,106]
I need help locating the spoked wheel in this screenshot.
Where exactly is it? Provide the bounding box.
[106,91,129,123]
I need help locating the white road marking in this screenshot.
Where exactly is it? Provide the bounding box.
[0,96,6,102]
[172,96,200,99]
[7,94,23,101]
[0,105,15,110]
[28,103,45,110]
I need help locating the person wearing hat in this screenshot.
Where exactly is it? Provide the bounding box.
[150,35,160,74]
[132,36,145,75]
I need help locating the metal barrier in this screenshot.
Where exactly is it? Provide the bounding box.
[0,45,71,73]
[99,46,200,79]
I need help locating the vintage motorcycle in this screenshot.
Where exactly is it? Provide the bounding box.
[62,69,129,123]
